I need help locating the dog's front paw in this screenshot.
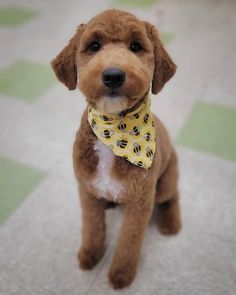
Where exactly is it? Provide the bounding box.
[78,247,104,270]
[108,266,135,289]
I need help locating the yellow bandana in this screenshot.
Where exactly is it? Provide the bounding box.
[88,97,156,169]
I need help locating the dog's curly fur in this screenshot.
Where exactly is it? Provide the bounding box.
[51,9,181,289]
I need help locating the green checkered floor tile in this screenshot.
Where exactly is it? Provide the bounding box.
[0,156,45,224]
[0,6,39,27]
[114,0,159,8]
[177,101,236,161]
[0,60,56,102]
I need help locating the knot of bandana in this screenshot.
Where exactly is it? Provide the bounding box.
[88,97,156,169]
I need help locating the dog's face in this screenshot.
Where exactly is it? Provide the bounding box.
[77,12,154,113]
[51,10,176,113]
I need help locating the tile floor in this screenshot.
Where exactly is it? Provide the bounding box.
[0,0,236,294]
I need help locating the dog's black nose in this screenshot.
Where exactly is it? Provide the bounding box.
[102,68,126,88]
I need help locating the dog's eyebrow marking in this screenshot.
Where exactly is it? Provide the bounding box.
[126,30,151,50]
[128,30,145,39]
[82,30,107,46]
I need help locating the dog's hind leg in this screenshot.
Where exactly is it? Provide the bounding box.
[155,149,182,235]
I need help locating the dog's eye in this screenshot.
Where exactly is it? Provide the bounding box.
[89,41,101,52]
[130,42,142,53]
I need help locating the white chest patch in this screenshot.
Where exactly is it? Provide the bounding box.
[92,141,123,201]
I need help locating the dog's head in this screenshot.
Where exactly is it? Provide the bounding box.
[51,10,176,113]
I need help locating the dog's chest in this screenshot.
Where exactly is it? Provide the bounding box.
[92,141,123,201]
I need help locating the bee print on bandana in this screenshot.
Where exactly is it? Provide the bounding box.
[100,129,114,139]
[91,118,97,129]
[144,132,152,141]
[118,121,127,132]
[88,96,155,169]
[130,113,139,119]
[133,143,141,156]
[134,161,146,168]
[117,138,128,148]
[118,111,126,118]
[143,113,149,124]
[130,126,141,136]
[99,115,113,122]
[146,147,154,160]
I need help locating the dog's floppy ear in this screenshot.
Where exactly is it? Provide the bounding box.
[51,24,85,90]
[144,21,176,94]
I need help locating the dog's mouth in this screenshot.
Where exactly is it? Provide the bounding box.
[95,86,148,114]
[109,89,120,98]
[96,93,128,114]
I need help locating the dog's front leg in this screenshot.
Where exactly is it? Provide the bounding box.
[109,195,154,289]
[78,188,106,270]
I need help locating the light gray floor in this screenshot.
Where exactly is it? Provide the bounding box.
[0,0,236,294]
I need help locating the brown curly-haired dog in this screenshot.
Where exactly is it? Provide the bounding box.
[51,9,181,289]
